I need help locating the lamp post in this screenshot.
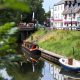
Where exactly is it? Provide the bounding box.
[32,12,35,20]
[49,6,51,27]
[49,0,51,27]
[31,1,35,21]
[71,8,72,30]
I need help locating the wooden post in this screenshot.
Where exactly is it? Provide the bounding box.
[68,57,73,65]
[72,47,74,55]
[31,35,33,41]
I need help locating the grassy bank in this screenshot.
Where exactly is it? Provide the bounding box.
[26,29,80,60]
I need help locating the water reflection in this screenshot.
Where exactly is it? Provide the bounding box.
[0,59,80,80]
[60,68,80,80]
[40,60,80,80]
[7,61,44,80]
[0,68,13,80]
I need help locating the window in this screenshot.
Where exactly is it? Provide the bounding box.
[54,14,57,18]
[64,15,67,19]
[69,14,72,17]
[65,1,68,6]
[67,23,68,26]
[78,3,80,6]
[69,1,71,7]
[73,13,76,19]
[54,6,57,11]
[58,6,59,10]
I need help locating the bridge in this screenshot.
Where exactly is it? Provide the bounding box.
[18,22,37,42]
[18,22,37,31]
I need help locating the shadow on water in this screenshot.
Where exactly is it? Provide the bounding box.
[60,68,80,80]
[20,61,44,73]
[0,58,80,80]
[7,60,44,80]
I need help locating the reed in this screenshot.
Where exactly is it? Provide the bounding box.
[27,29,80,60]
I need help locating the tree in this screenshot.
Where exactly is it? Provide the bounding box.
[20,0,46,24]
[35,7,45,24]
[0,0,29,56]
[0,0,30,25]
[0,0,46,25]
[30,0,46,24]
[45,11,51,19]
[0,22,18,55]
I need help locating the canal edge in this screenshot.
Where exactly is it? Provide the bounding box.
[39,48,63,65]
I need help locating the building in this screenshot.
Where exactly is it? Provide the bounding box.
[50,8,54,28]
[63,0,80,28]
[50,0,65,28]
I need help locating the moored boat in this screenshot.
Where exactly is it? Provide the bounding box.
[22,41,41,63]
[59,58,80,72]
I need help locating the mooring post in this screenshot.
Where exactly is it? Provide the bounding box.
[31,35,33,41]
[72,47,74,55]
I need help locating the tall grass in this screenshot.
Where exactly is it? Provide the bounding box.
[26,28,48,42]
[38,30,80,60]
[27,29,80,60]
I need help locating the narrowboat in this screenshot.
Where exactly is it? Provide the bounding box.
[22,41,41,63]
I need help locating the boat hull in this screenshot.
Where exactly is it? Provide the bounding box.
[22,47,41,62]
[59,58,80,72]
[30,49,41,61]
[60,63,80,72]
[22,42,41,62]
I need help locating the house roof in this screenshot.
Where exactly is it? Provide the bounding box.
[65,0,74,1]
[76,0,80,3]
[63,6,80,14]
[54,0,65,6]
[65,0,80,3]
[54,0,80,6]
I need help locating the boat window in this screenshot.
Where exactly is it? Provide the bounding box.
[62,59,65,62]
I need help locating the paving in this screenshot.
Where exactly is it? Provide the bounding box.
[39,48,63,59]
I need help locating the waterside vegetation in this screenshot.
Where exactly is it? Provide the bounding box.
[27,28,80,60]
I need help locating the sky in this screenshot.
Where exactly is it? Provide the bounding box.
[43,0,61,12]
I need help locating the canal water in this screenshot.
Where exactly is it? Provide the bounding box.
[0,59,80,80]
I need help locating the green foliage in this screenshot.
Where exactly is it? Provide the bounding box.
[0,0,30,56]
[45,11,50,19]
[0,22,18,56]
[0,9,22,24]
[0,0,30,25]
[0,77,3,80]
[73,48,80,60]
[0,44,10,51]
[0,22,15,38]
[0,38,17,56]
[22,0,45,23]
[29,30,80,60]
[0,22,15,32]
[0,0,45,25]
[0,0,29,12]
[7,37,16,44]
[27,28,47,41]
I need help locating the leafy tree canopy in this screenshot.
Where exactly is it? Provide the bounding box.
[0,0,30,12]
[0,0,30,25]
[0,22,18,56]
[0,0,46,24]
